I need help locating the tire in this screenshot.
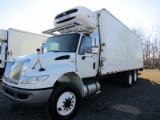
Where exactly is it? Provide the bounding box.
[123,72,132,87]
[48,83,81,120]
[132,70,138,84]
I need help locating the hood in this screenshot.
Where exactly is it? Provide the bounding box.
[14,52,75,65]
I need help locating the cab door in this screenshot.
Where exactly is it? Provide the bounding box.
[0,44,6,68]
[76,35,98,78]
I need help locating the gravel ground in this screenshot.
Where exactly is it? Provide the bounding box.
[0,77,160,120]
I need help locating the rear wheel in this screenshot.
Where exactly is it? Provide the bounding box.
[132,70,138,84]
[123,72,132,87]
[48,83,81,120]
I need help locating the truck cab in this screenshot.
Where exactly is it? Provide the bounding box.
[42,32,99,78]
[2,6,101,120]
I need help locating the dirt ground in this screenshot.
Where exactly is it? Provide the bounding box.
[0,69,160,120]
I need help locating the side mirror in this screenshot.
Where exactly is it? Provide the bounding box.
[92,46,99,54]
[36,48,40,53]
[36,47,43,54]
[6,50,12,60]
[91,33,99,54]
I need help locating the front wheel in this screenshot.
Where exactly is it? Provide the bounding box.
[48,83,81,120]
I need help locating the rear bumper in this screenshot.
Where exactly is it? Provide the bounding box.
[2,82,53,106]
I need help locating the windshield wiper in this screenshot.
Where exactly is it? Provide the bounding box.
[48,50,59,52]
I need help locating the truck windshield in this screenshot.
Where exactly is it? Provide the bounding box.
[43,34,80,52]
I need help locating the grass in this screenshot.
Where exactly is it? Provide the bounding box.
[139,69,160,84]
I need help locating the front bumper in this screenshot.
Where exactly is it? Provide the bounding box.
[2,82,53,105]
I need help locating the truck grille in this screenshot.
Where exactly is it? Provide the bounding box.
[10,62,23,80]
[4,61,23,83]
[55,9,78,19]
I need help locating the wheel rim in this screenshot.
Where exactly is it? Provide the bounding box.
[57,91,76,116]
[129,74,132,85]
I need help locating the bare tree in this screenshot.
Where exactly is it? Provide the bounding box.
[132,25,160,69]
[151,37,158,69]
[158,39,160,69]
[143,39,151,68]
[154,23,160,69]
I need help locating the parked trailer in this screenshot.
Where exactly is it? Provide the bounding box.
[0,28,49,74]
[2,6,143,120]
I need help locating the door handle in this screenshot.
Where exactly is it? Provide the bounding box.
[82,56,86,60]
[93,62,95,69]
[82,55,94,60]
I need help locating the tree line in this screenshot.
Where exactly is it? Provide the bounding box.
[132,25,160,69]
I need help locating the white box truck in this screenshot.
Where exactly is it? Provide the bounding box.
[2,6,143,120]
[0,28,48,74]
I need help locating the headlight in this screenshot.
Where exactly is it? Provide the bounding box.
[20,75,48,84]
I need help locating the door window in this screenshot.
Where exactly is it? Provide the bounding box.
[78,36,92,55]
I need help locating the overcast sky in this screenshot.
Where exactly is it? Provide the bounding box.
[0,0,160,34]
